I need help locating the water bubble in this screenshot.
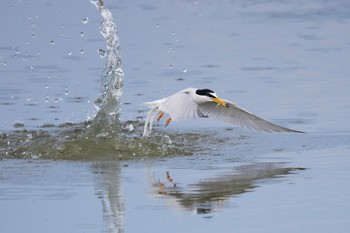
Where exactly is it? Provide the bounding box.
[26,97,31,101]
[3,61,7,66]
[183,69,188,73]
[45,85,49,89]
[171,31,175,36]
[80,32,84,37]
[79,49,84,54]
[67,51,72,56]
[29,65,35,70]
[156,23,160,28]
[82,17,89,24]
[169,64,173,69]
[65,87,69,95]
[163,135,172,144]
[45,95,49,103]
[97,49,106,58]
[50,40,55,45]
[123,124,134,133]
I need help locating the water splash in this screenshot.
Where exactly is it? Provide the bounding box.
[0,122,199,160]
[91,0,124,127]
[0,0,195,160]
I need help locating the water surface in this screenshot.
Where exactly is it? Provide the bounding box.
[1,0,350,233]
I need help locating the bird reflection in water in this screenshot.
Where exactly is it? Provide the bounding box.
[148,164,304,215]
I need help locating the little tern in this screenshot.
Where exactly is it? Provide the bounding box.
[142,88,303,137]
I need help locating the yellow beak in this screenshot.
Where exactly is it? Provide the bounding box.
[211,97,227,107]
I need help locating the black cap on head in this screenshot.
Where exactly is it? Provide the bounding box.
[196,89,215,97]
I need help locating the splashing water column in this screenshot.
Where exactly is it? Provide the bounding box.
[90,0,124,128]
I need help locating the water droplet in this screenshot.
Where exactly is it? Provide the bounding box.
[50,40,55,45]
[123,124,134,133]
[45,85,49,89]
[182,69,187,73]
[65,87,69,95]
[29,65,35,70]
[45,95,49,103]
[80,32,84,37]
[156,23,160,28]
[169,64,173,69]
[82,17,89,24]
[97,49,106,58]
[79,49,84,54]
[67,51,72,56]
[171,31,175,36]
[25,41,30,45]
[26,97,31,101]
[3,61,7,66]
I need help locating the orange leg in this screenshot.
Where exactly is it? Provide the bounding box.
[157,111,164,121]
[165,117,172,127]
[166,171,176,187]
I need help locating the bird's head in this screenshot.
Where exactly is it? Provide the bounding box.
[195,88,227,107]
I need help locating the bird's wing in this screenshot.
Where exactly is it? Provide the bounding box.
[157,91,201,121]
[198,99,303,133]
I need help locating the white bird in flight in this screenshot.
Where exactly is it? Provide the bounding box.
[142,88,303,137]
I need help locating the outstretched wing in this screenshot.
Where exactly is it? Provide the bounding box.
[198,99,303,133]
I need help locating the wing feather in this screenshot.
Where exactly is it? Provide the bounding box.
[156,91,200,121]
[198,100,303,133]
